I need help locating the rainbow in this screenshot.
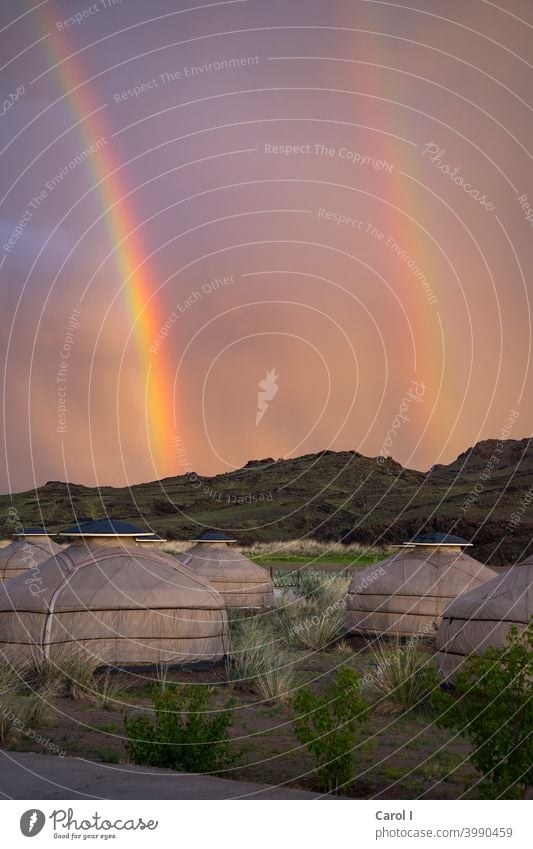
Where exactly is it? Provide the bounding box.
[31,6,176,477]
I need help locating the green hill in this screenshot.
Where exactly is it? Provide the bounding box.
[2,439,531,565]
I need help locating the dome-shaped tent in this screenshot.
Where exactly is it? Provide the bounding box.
[346,533,496,637]
[436,556,533,679]
[0,528,61,582]
[0,519,228,666]
[178,532,274,609]
[136,534,167,545]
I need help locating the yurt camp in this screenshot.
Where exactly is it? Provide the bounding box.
[346,533,496,637]
[178,532,274,609]
[0,527,61,583]
[436,555,533,679]
[0,519,229,667]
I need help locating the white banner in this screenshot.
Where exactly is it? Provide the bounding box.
[2,799,531,848]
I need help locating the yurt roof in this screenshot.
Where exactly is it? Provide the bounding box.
[348,546,495,597]
[190,531,237,543]
[60,519,152,537]
[179,544,268,581]
[12,527,54,537]
[136,534,167,543]
[439,559,533,625]
[402,533,472,547]
[0,544,225,613]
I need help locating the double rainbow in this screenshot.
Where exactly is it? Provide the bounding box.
[31,7,176,477]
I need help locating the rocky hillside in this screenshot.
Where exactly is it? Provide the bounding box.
[1,439,532,565]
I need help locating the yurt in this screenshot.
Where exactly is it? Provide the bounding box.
[346,533,496,637]
[136,533,167,545]
[178,532,274,609]
[0,528,61,582]
[436,555,533,679]
[0,519,229,666]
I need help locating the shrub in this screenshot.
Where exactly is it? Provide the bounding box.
[292,666,369,794]
[227,616,295,703]
[363,639,439,713]
[124,682,235,773]
[433,625,533,799]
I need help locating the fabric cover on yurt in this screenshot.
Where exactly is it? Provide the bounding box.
[0,528,61,582]
[346,533,496,637]
[136,534,167,544]
[178,532,274,609]
[436,556,533,679]
[0,520,228,666]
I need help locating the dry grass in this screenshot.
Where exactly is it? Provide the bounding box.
[362,639,439,713]
[161,541,190,555]
[226,616,295,704]
[237,539,390,559]
[162,539,390,559]
[26,646,102,702]
[272,572,349,651]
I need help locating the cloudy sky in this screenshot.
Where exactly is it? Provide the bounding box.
[1,0,532,492]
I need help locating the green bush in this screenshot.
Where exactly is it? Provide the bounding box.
[124,682,235,773]
[292,666,369,794]
[433,624,533,799]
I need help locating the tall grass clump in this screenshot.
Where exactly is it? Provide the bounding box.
[0,658,54,742]
[26,646,101,702]
[273,573,349,651]
[363,639,439,713]
[226,615,295,704]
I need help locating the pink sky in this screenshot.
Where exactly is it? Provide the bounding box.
[1,0,531,492]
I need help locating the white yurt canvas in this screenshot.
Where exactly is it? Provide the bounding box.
[346,533,496,637]
[0,520,229,667]
[0,528,61,582]
[436,555,533,679]
[178,532,274,609]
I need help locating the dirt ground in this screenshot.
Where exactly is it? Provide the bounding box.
[6,638,478,800]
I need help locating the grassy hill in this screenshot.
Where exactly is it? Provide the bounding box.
[1,438,531,565]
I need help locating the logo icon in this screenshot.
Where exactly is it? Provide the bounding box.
[256,368,279,425]
[20,809,46,837]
